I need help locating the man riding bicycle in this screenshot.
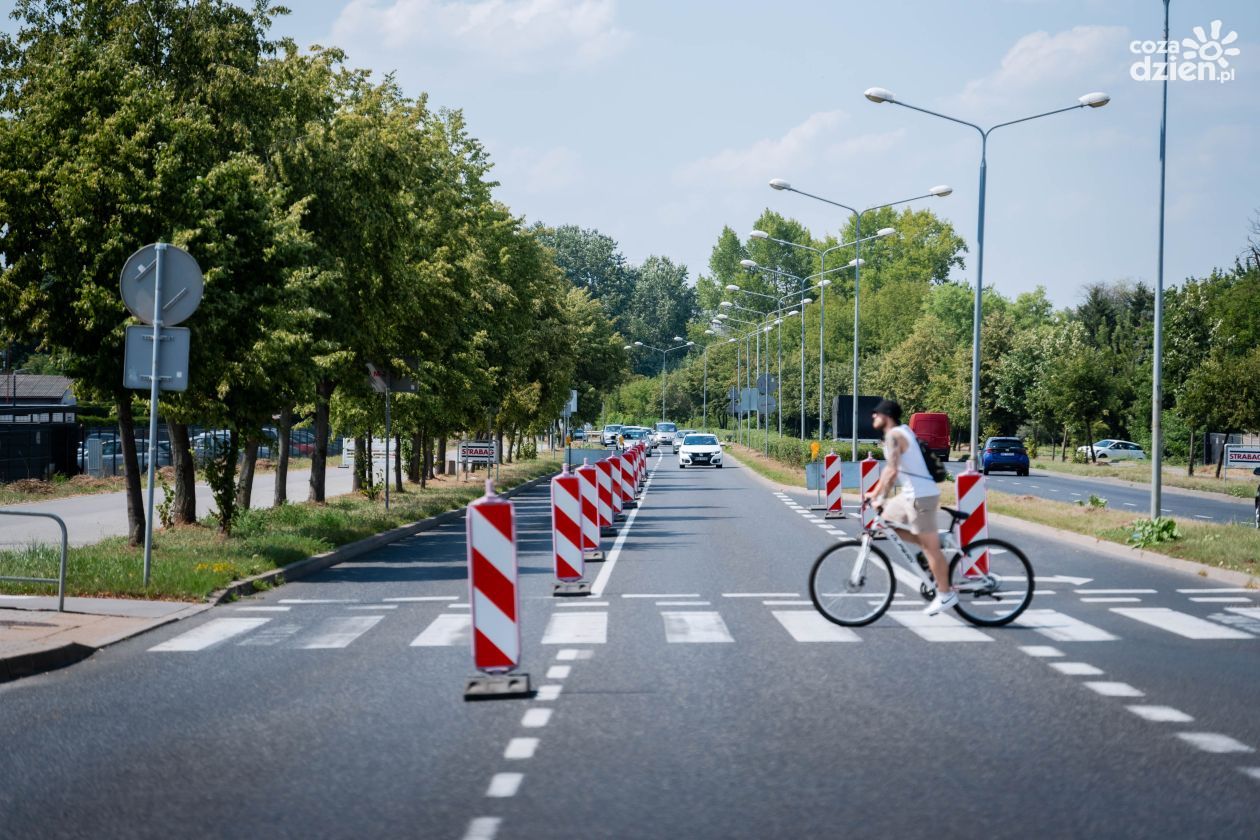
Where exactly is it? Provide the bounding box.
[863,399,956,615]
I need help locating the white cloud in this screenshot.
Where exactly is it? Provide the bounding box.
[493,144,584,195]
[330,0,630,70]
[950,25,1129,113]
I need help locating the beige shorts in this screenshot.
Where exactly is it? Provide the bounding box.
[880,494,940,536]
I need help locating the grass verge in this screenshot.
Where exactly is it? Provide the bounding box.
[0,474,127,505]
[728,444,1260,580]
[0,457,560,601]
[1029,458,1255,500]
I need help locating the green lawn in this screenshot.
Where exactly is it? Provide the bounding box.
[1029,458,1256,499]
[0,458,559,601]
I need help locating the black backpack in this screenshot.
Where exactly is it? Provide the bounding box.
[918,440,952,483]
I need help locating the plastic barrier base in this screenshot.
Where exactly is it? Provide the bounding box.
[464,673,534,701]
[824,510,846,520]
[553,582,592,597]
[583,550,606,562]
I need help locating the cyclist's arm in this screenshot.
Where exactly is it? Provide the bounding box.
[866,430,905,500]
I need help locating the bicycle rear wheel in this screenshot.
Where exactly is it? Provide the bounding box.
[948,538,1034,626]
[809,539,895,626]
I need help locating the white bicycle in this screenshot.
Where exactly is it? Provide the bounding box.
[809,499,1034,627]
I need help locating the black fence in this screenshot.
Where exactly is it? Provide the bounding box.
[0,404,80,482]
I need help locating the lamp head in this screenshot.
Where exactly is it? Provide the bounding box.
[726,283,743,291]
[633,341,644,347]
[686,341,695,346]
[672,335,684,342]
[929,185,952,197]
[739,260,757,270]
[819,278,832,287]
[728,338,736,343]
[848,258,866,268]
[749,230,769,240]
[876,227,896,238]
[717,313,729,320]
[786,309,799,317]
[704,329,714,335]
[801,297,813,305]
[623,345,633,350]
[864,86,895,104]
[1079,91,1110,108]
[719,301,734,308]
[768,178,791,191]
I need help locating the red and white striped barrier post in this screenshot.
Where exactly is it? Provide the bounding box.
[576,459,605,561]
[860,454,880,532]
[618,452,637,509]
[464,479,530,699]
[610,454,626,520]
[956,465,989,575]
[550,465,591,597]
[824,451,844,519]
[595,457,617,537]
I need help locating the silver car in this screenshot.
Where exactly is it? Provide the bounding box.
[672,429,696,453]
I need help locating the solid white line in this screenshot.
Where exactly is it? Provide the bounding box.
[1083,681,1144,698]
[410,614,471,647]
[1193,514,1213,520]
[763,600,813,606]
[1016,609,1118,642]
[299,615,383,649]
[1111,607,1254,640]
[555,600,610,607]
[1176,733,1254,754]
[591,463,660,597]
[462,817,502,840]
[1190,597,1251,603]
[149,618,270,652]
[772,611,861,642]
[504,738,539,759]
[234,606,291,612]
[385,596,459,602]
[662,611,734,643]
[541,612,607,645]
[536,685,563,702]
[621,593,701,599]
[347,604,397,610]
[1050,662,1104,676]
[722,592,800,598]
[1076,589,1157,595]
[1126,705,1194,723]
[1019,645,1064,657]
[1081,597,1143,603]
[888,612,991,642]
[1123,502,1136,507]
[278,599,359,604]
[448,603,471,609]
[486,773,524,798]
[1178,588,1254,593]
[546,665,571,680]
[521,708,553,728]
[656,601,710,606]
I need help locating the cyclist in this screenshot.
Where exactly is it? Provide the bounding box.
[864,399,956,615]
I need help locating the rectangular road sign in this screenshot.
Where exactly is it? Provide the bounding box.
[459,440,499,464]
[123,325,190,392]
[1224,445,1260,468]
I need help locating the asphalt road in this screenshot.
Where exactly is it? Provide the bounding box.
[2,447,1257,839]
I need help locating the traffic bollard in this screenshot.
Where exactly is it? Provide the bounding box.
[824,451,844,519]
[550,465,590,597]
[595,457,617,537]
[618,452,637,509]
[860,455,880,532]
[956,465,989,575]
[576,458,604,561]
[610,454,626,520]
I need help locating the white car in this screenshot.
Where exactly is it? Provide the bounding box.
[1076,439,1147,461]
[672,429,697,453]
[678,433,722,468]
[601,424,623,446]
[653,421,677,447]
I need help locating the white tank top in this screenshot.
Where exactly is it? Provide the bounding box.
[888,425,940,501]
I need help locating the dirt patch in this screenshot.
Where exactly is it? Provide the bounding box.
[4,479,55,495]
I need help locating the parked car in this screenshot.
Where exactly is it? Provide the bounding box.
[909,412,951,461]
[77,437,172,474]
[1076,440,1147,461]
[653,421,678,447]
[981,437,1029,476]
[672,429,697,453]
[678,433,722,469]
[571,428,586,441]
[601,424,624,446]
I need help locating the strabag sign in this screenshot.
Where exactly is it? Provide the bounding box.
[459,440,498,465]
[1224,445,1260,468]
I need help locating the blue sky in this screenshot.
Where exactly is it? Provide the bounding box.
[16,1,1260,307]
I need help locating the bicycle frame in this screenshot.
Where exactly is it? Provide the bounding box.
[848,500,992,594]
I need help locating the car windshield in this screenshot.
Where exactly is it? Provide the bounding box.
[604,425,622,432]
[990,440,1023,451]
[1094,440,1115,448]
[656,423,676,433]
[684,435,718,446]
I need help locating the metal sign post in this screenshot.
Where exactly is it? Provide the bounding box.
[120,243,202,587]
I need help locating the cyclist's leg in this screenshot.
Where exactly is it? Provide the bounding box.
[917,526,952,594]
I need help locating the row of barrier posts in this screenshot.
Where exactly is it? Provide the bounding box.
[464,439,653,700]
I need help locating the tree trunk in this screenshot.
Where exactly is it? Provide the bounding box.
[1215,434,1226,478]
[236,437,259,511]
[496,428,505,466]
[170,421,196,525]
[1060,425,1070,462]
[419,428,428,489]
[425,433,435,481]
[117,395,145,546]
[408,432,421,483]
[352,436,366,491]
[309,378,333,503]
[216,428,240,536]
[1187,426,1195,477]
[275,407,292,506]
[394,434,403,493]
[436,435,447,475]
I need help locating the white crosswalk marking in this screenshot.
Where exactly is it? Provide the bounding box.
[662,611,734,643]
[542,612,607,645]
[1016,609,1117,642]
[772,611,861,642]
[1111,607,1254,640]
[411,614,471,647]
[299,616,384,649]
[149,618,270,652]
[238,622,301,647]
[888,612,992,642]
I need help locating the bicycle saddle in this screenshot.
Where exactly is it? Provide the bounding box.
[940,506,970,522]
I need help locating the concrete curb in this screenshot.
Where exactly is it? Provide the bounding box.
[0,642,94,683]
[208,471,558,605]
[730,450,1259,590]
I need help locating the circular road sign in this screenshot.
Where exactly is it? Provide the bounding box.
[119,244,204,326]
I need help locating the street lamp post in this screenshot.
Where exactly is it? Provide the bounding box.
[627,338,694,421]
[864,86,1109,463]
[1151,0,1171,520]
[761,186,948,456]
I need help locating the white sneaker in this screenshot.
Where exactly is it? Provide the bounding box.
[923,590,959,616]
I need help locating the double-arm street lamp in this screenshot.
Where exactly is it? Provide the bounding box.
[624,337,693,420]
[863,86,1109,463]
[761,186,950,455]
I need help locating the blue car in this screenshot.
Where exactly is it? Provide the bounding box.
[982,437,1029,476]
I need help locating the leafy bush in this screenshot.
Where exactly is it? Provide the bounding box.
[1128,517,1180,548]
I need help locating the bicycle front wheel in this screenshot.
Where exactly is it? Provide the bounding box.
[948,538,1034,626]
[809,539,895,626]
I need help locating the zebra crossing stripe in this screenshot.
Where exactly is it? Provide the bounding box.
[662,611,734,643]
[411,614,471,646]
[772,610,860,642]
[888,611,992,642]
[1110,607,1254,640]
[299,616,383,649]
[1016,609,1117,642]
[149,617,270,652]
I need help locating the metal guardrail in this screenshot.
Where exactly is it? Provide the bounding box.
[0,510,69,611]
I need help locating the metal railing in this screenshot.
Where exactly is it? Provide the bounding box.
[0,511,69,611]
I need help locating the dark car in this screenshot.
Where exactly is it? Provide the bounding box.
[981,437,1029,476]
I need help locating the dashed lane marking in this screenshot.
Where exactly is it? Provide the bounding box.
[1019,645,1065,657]
[1050,662,1104,676]
[1176,733,1255,754]
[1126,705,1194,723]
[521,709,553,728]
[1083,681,1144,698]
[504,738,539,759]
[485,773,523,798]
[462,817,502,840]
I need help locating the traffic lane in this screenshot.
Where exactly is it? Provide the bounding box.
[941,460,1252,525]
[500,452,1256,836]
